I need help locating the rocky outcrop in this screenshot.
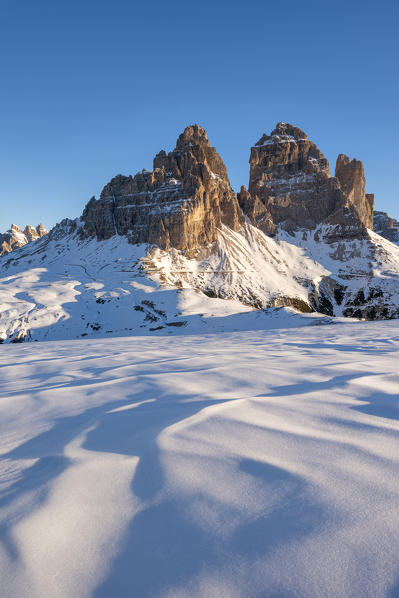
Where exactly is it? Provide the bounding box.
[240,122,341,232]
[82,125,244,253]
[237,185,277,236]
[0,224,48,256]
[335,154,374,229]
[373,210,399,245]
[83,122,376,253]
[240,122,373,236]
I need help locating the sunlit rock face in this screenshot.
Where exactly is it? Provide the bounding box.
[240,122,340,232]
[82,125,243,253]
[0,223,47,256]
[239,122,373,237]
[335,153,374,229]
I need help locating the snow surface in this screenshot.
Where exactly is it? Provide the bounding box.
[0,320,399,597]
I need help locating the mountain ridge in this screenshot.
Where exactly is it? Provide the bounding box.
[0,223,47,256]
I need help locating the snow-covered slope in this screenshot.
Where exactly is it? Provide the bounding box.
[279,225,399,318]
[1,218,399,343]
[1,322,398,597]
[150,223,327,309]
[0,220,325,343]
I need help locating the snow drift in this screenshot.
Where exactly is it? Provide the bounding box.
[0,322,398,597]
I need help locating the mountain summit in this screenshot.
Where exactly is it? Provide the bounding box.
[82,124,243,253]
[0,223,47,256]
[239,122,373,237]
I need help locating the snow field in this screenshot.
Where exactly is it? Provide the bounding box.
[0,321,398,597]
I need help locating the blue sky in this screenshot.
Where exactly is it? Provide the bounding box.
[1,0,398,231]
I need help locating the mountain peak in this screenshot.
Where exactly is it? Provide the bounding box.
[83,124,243,251]
[0,223,48,256]
[242,123,376,233]
[175,124,209,150]
[255,122,309,147]
[271,122,308,140]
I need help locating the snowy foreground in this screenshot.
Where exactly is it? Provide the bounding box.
[1,321,399,598]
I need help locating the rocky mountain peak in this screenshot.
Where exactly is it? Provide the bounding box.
[36,223,47,236]
[0,223,48,256]
[175,124,209,149]
[335,153,350,169]
[24,225,37,239]
[239,123,374,235]
[153,124,229,183]
[335,153,364,184]
[239,123,336,233]
[271,121,308,140]
[24,224,47,242]
[81,122,378,254]
[254,122,309,148]
[250,122,331,183]
[83,125,243,252]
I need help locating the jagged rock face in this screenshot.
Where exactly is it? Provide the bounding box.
[373,210,399,245]
[35,223,47,238]
[0,224,47,256]
[335,154,374,229]
[82,125,244,253]
[240,122,373,236]
[241,122,342,232]
[237,185,277,236]
[23,225,38,242]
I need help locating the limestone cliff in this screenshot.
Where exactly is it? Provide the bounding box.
[239,122,373,236]
[82,125,243,253]
[335,154,374,229]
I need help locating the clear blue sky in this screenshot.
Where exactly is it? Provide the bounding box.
[1,0,398,231]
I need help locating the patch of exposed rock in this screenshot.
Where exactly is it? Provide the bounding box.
[373,210,399,245]
[0,224,48,256]
[82,125,244,253]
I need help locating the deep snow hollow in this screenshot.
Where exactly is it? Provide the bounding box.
[0,321,399,597]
